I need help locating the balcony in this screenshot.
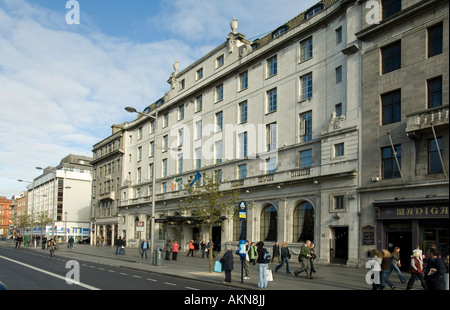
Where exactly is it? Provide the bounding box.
[406,105,449,140]
[99,191,116,201]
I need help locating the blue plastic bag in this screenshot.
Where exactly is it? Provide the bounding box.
[214,260,223,272]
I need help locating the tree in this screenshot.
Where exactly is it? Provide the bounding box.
[180,174,241,273]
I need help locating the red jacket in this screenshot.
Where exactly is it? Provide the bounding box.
[172,242,179,252]
[409,257,423,274]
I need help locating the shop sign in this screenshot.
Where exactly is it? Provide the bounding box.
[377,205,449,219]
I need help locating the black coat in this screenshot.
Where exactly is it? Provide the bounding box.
[220,250,234,271]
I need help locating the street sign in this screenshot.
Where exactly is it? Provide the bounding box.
[238,201,247,221]
[136,221,144,232]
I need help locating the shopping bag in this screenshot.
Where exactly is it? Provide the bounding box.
[214,261,223,272]
[266,269,273,281]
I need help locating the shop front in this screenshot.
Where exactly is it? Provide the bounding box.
[374,197,449,270]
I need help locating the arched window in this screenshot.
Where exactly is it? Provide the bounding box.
[261,205,277,241]
[293,202,314,242]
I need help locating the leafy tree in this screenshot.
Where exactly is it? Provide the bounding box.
[180,174,241,273]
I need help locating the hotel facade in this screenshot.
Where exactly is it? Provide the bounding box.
[91,0,448,267]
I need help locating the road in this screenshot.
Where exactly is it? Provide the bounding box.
[0,245,236,290]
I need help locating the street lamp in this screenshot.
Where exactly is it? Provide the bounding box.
[125,106,158,265]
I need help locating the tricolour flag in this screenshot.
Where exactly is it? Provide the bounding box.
[171,177,182,191]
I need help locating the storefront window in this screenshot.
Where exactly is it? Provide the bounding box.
[261,205,277,241]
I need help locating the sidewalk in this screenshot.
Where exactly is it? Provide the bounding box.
[1,242,410,290]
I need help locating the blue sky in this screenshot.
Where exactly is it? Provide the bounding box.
[0,0,318,198]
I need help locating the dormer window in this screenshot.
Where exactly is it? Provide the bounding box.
[305,4,323,19]
[272,25,287,39]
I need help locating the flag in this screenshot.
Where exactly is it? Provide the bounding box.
[171,177,182,190]
[190,171,202,187]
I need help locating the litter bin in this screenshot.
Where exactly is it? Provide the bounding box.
[154,248,164,266]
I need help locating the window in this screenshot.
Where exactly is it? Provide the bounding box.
[272,25,287,39]
[428,23,443,58]
[300,149,312,168]
[239,71,248,91]
[215,141,223,164]
[382,0,401,19]
[382,89,401,125]
[336,66,343,84]
[137,167,142,184]
[300,37,313,61]
[335,103,342,116]
[305,4,323,19]
[179,79,185,90]
[266,158,277,174]
[381,41,401,74]
[215,84,224,102]
[300,111,312,142]
[261,205,277,242]
[335,143,344,157]
[428,76,442,108]
[238,164,247,179]
[162,159,168,178]
[216,55,224,68]
[149,142,154,157]
[137,146,142,161]
[300,73,313,100]
[266,123,277,152]
[196,95,203,112]
[382,145,402,179]
[150,120,155,134]
[293,202,314,242]
[162,135,168,152]
[137,127,143,140]
[336,27,342,45]
[214,169,222,183]
[215,111,223,132]
[163,113,169,128]
[239,101,248,123]
[177,154,183,174]
[239,132,248,158]
[178,128,184,146]
[333,195,344,210]
[195,148,202,169]
[267,88,277,113]
[267,56,277,77]
[196,68,203,80]
[429,137,443,174]
[195,120,202,140]
[177,105,184,120]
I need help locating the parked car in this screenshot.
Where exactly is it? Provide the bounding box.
[77,237,90,244]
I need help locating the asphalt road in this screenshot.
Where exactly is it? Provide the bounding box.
[0,246,236,291]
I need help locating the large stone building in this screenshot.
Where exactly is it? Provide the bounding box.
[92,0,448,267]
[356,0,449,266]
[0,196,13,238]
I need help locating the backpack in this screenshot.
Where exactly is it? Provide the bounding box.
[263,249,271,263]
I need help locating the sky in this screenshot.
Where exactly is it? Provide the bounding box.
[0,0,319,199]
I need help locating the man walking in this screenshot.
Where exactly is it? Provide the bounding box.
[294,240,313,279]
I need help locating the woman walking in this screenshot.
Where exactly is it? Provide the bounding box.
[407,250,427,290]
[381,249,396,290]
[256,241,269,288]
[275,242,291,273]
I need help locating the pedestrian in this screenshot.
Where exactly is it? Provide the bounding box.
[96,235,101,247]
[294,240,313,279]
[187,240,195,257]
[15,235,23,249]
[140,239,150,259]
[115,236,123,255]
[310,242,317,274]
[200,241,206,259]
[275,241,291,273]
[220,246,234,284]
[389,247,406,284]
[256,241,269,288]
[101,236,105,247]
[380,249,396,290]
[424,248,446,290]
[165,239,172,260]
[68,236,74,249]
[272,241,281,264]
[368,249,383,290]
[243,240,250,279]
[407,250,427,290]
[42,236,47,250]
[249,242,257,265]
[172,240,179,260]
